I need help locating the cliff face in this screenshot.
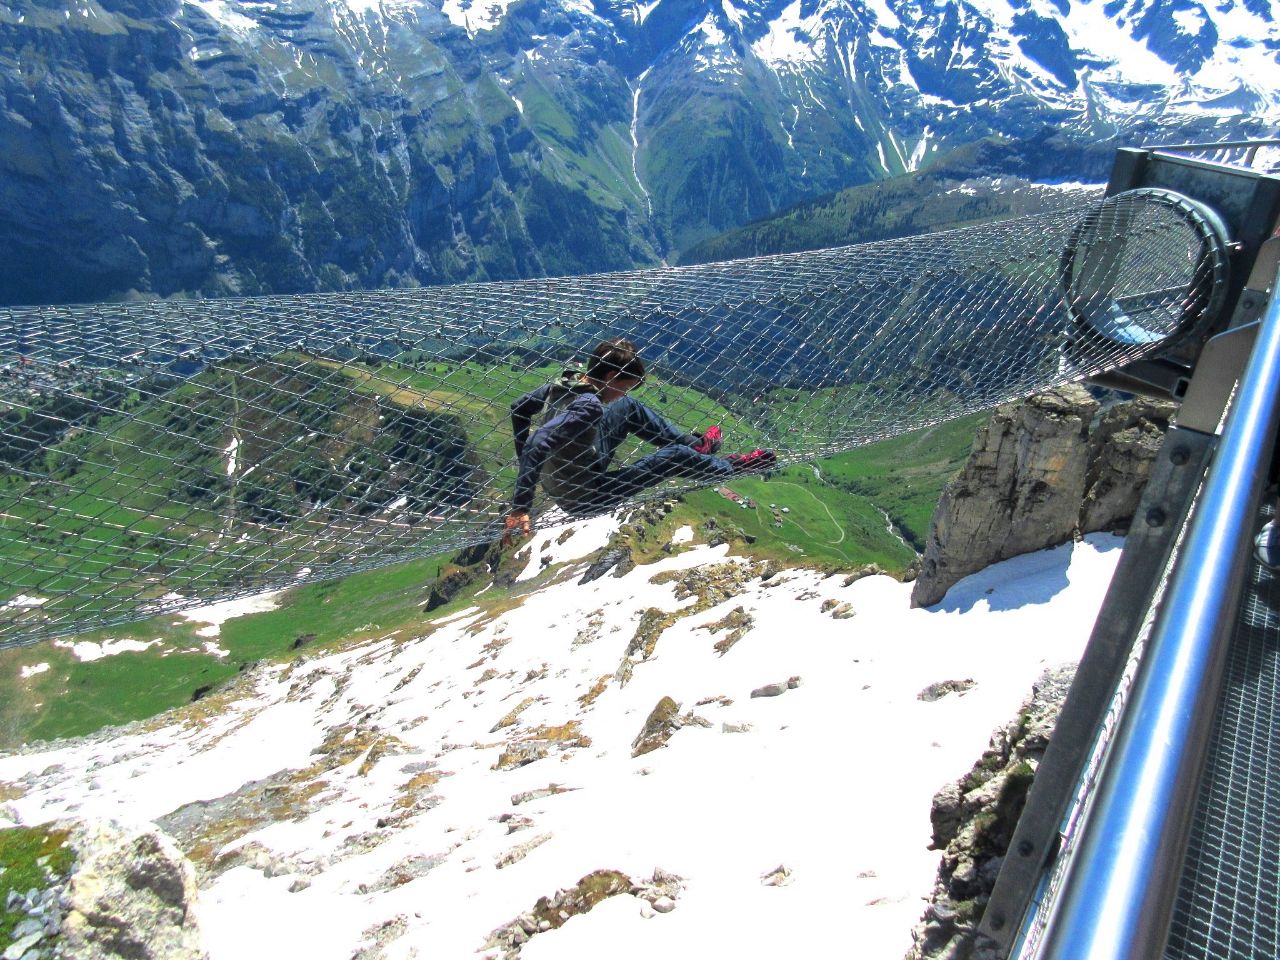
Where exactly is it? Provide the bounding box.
[906,663,1077,960]
[0,0,664,306]
[911,387,1173,608]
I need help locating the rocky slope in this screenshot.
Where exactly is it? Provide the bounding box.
[911,386,1172,607]
[0,513,1123,958]
[1,0,1274,306]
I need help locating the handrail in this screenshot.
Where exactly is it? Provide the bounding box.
[1034,266,1280,959]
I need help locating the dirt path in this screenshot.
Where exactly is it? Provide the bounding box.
[769,481,846,545]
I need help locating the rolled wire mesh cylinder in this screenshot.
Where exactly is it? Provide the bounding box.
[0,190,1229,645]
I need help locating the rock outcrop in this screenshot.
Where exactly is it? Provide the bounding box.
[483,868,683,958]
[1081,400,1176,534]
[61,820,206,960]
[907,664,1077,960]
[912,388,1173,607]
[424,539,525,612]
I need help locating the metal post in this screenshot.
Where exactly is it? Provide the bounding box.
[1035,268,1280,960]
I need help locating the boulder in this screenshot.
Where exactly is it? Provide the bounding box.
[631,696,682,757]
[578,547,634,584]
[61,820,206,960]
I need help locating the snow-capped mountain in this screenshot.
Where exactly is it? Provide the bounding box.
[0,0,1274,305]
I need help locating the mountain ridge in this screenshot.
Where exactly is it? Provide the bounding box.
[1,0,1274,306]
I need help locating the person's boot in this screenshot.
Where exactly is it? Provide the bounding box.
[1255,518,1280,571]
[692,425,722,455]
[727,449,776,474]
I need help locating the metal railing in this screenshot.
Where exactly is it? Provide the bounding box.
[1015,268,1280,958]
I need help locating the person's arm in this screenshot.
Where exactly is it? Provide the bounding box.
[512,393,603,513]
[511,384,552,461]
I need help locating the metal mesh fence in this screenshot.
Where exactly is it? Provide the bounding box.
[0,189,1229,645]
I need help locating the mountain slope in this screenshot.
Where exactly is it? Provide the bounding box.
[679,135,1114,262]
[0,0,1274,305]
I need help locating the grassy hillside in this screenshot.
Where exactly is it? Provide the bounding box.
[0,413,980,750]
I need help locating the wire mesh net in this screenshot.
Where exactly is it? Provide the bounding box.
[0,189,1228,646]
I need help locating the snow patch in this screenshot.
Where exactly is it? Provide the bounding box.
[1172,5,1209,35]
[908,126,932,172]
[1033,180,1106,192]
[752,0,823,66]
[2,595,47,610]
[19,662,50,679]
[861,0,900,30]
[330,0,420,14]
[559,0,607,22]
[671,525,694,545]
[516,514,622,583]
[185,0,257,34]
[178,590,285,638]
[629,0,660,23]
[440,0,520,34]
[53,638,162,663]
[691,12,740,73]
[225,436,240,477]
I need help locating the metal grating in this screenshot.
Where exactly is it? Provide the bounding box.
[1166,506,1280,960]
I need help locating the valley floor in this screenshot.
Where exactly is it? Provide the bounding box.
[0,519,1122,959]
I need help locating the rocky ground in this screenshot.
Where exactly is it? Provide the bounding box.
[907,664,1078,959]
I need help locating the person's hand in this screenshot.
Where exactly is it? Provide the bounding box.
[502,511,532,547]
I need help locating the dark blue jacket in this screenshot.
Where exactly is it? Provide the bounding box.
[511,373,604,512]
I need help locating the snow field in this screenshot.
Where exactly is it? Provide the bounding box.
[0,530,1124,959]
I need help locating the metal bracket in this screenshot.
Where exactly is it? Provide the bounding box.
[1174,235,1278,431]
[1247,234,1280,292]
[1176,321,1260,434]
[1087,357,1191,401]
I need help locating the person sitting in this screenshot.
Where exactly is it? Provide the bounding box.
[503,338,775,541]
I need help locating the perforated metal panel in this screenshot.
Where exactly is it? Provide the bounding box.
[1166,508,1280,960]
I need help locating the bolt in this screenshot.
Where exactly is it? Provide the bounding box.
[1146,507,1167,528]
[990,912,1006,931]
[1170,446,1190,465]
[1017,839,1035,857]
